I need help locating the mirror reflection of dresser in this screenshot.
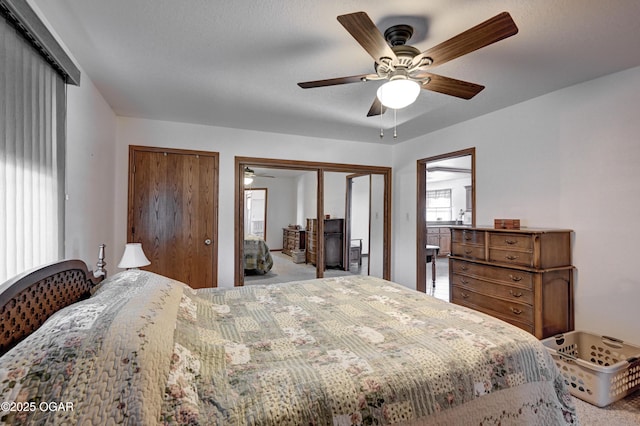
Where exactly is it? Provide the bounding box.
[306,218,344,269]
[282,227,305,256]
[350,239,362,267]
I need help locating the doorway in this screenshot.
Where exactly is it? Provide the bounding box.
[127,146,219,288]
[416,148,475,295]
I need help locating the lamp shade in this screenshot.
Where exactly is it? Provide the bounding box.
[118,243,151,269]
[376,79,421,109]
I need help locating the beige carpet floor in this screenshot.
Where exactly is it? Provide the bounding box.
[244,250,364,285]
[572,389,640,425]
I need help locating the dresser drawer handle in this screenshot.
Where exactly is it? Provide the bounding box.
[460,292,470,299]
[463,233,473,241]
[460,278,469,285]
[509,290,523,298]
[509,274,523,282]
[460,265,469,271]
[505,255,518,260]
[510,307,523,315]
[505,239,518,245]
[464,249,473,255]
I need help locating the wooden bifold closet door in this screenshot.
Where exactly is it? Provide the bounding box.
[127,146,219,288]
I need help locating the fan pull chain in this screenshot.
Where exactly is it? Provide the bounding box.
[379,107,384,138]
[393,109,397,139]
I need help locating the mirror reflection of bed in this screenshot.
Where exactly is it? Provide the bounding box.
[242,165,383,285]
[243,188,274,276]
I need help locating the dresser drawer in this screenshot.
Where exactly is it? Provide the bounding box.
[488,232,533,250]
[451,293,535,335]
[450,273,534,305]
[448,226,574,339]
[450,243,485,260]
[451,229,485,245]
[450,259,534,288]
[451,286,533,324]
[489,248,534,268]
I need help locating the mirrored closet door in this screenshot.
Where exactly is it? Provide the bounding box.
[235,157,391,286]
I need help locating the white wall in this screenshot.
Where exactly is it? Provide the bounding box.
[323,172,349,219]
[296,171,318,225]
[392,66,640,343]
[64,77,117,268]
[115,118,392,287]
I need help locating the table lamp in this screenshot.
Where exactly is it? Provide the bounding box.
[118,243,151,270]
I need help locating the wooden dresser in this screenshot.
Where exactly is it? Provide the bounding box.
[282,228,305,256]
[306,218,344,268]
[449,226,574,339]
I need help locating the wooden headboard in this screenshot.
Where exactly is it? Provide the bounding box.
[0,255,106,356]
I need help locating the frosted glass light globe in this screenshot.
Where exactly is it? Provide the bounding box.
[376,79,420,109]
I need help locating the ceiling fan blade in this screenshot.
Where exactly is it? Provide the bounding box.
[366,97,387,117]
[412,12,518,68]
[298,74,375,88]
[419,73,485,99]
[337,11,398,65]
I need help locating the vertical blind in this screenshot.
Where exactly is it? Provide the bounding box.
[0,14,66,281]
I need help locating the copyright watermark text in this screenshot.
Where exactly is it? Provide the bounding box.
[1,401,74,412]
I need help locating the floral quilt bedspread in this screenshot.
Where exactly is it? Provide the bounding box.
[244,235,273,273]
[0,271,578,425]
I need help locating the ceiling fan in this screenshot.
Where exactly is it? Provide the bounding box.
[244,167,275,179]
[298,11,518,116]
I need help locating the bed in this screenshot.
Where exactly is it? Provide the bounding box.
[244,235,274,274]
[0,258,577,425]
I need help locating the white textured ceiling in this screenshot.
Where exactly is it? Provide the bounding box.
[32,0,640,144]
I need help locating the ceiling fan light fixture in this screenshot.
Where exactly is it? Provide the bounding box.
[376,78,420,109]
[244,167,254,185]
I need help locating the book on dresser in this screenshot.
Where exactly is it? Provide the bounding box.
[448,226,574,339]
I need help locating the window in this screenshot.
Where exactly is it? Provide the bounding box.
[426,189,452,221]
[0,0,80,282]
[244,188,267,239]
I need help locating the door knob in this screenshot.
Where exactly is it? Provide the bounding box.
[204,239,212,246]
